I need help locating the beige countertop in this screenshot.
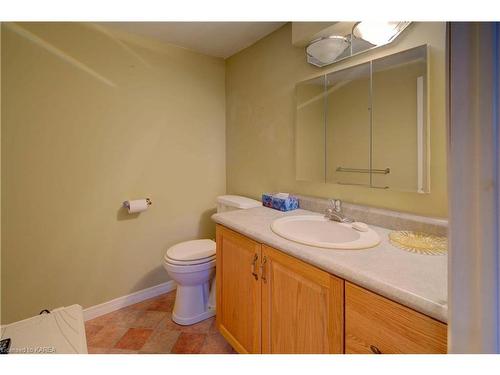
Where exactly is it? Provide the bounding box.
[212,206,447,323]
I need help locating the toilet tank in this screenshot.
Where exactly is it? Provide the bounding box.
[216,195,261,213]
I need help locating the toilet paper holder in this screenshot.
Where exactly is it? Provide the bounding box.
[122,198,152,210]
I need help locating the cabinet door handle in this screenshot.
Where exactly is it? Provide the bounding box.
[260,256,267,282]
[370,345,382,354]
[251,254,259,280]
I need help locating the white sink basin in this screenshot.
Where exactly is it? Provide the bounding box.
[271,215,380,249]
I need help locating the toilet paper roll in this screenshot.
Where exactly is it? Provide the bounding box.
[124,199,150,214]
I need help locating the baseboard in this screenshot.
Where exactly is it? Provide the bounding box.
[83,280,176,321]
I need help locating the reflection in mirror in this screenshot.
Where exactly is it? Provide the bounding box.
[294,45,429,193]
[295,75,326,182]
[371,45,428,192]
[325,63,371,186]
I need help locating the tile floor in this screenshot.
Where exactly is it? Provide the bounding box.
[85,290,236,354]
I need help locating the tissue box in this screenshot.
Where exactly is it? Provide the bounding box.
[262,193,299,212]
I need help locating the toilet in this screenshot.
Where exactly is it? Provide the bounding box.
[163,195,261,325]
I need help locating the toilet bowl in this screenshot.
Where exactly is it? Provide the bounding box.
[163,239,216,325]
[163,195,261,325]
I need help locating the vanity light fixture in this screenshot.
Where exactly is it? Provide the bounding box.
[306,36,350,67]
[352,21,411,46]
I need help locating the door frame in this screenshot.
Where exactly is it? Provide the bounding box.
[447,22,500,353]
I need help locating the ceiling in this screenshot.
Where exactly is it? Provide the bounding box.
[100,22,286,59]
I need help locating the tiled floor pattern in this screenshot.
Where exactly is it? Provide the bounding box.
[85,290,236,354]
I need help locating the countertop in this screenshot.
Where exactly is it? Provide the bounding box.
[212,206,447,323]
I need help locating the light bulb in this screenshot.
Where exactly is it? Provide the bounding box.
[353,21,411,46]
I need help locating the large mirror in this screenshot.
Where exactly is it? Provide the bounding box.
[371,46,429,192]
[325,62,371,186]
[295,45,429,193]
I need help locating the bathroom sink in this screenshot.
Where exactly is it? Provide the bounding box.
[271,215,380,249]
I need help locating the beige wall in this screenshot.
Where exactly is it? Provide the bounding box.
[1,22,226,323]
[295,80,325,182]
[226,22,447,217]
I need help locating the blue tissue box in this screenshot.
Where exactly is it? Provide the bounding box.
[262,193,299,212]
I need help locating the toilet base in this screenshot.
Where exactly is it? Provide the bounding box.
[172,308,215,325]
[171,280,216,326]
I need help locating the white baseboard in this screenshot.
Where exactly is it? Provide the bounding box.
[83,280,176,321]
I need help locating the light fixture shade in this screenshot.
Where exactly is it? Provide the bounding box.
[306,36,350,67]
[353,21,411,46]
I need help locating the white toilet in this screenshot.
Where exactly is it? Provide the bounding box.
[163,195,261,325]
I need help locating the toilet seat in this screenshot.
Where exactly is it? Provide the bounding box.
[164,239,216,267]
[163,256,216,274]
[164,254,215,266]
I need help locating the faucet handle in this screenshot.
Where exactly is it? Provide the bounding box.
[329,199,342,212]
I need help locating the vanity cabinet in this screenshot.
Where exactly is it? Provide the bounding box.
[215,226,262,354]
[345,282,447,354]
[216,225,447,354]
[261,245,344,353]
[216,225,343,354]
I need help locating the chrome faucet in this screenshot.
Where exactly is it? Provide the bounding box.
[325,199,353,223]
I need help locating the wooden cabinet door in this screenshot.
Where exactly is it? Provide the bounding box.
[216,225,262,354]
[345,282,447,354]
[261,245,344,353]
